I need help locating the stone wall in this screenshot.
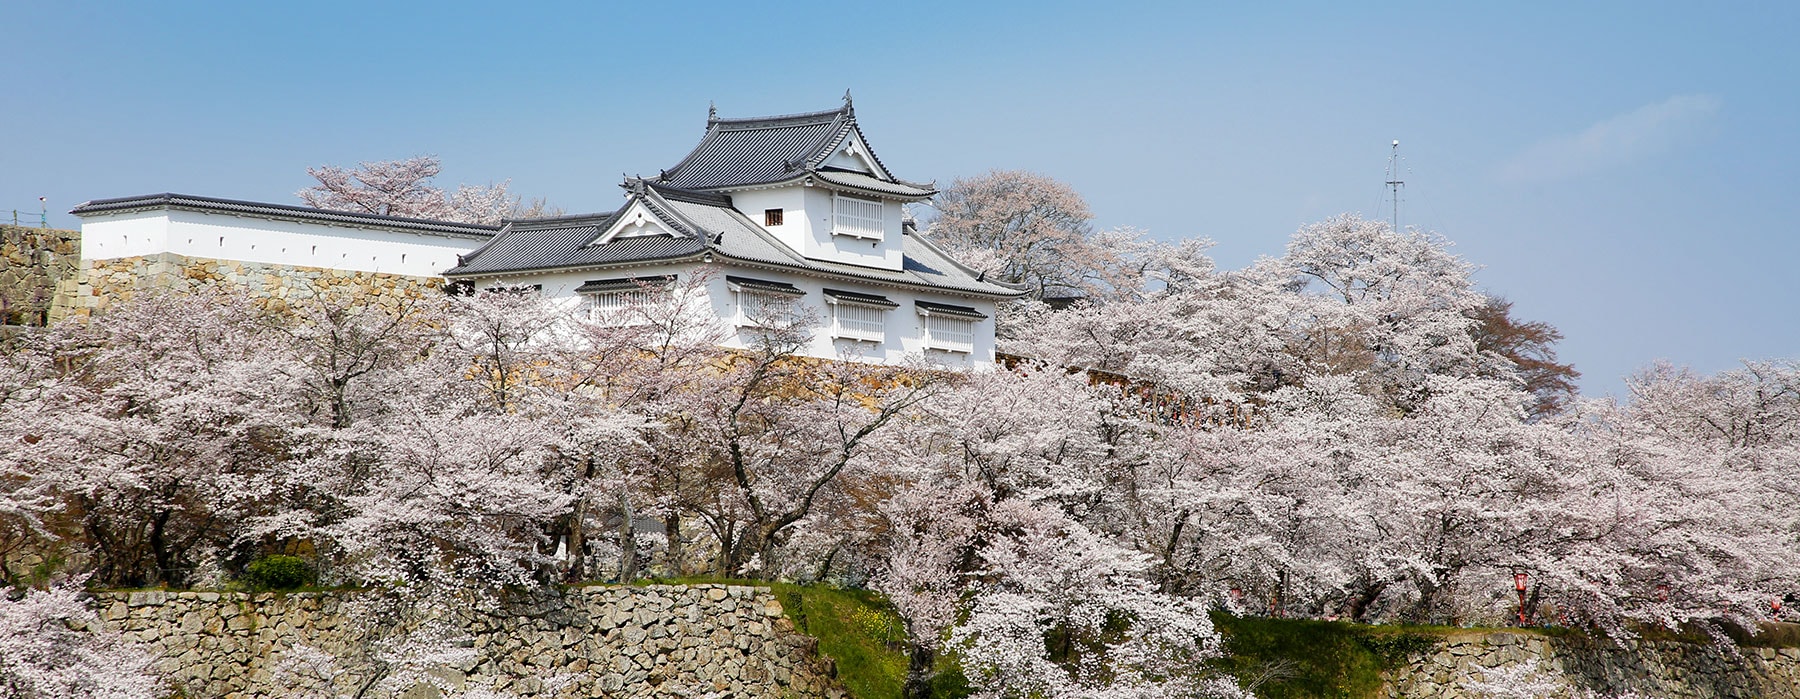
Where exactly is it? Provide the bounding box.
[95,584,848,699]
[81,252,442,315]
[0,224,83,326]
[1384,630,1800,698]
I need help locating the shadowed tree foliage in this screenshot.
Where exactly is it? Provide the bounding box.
[1469,296,1579,418]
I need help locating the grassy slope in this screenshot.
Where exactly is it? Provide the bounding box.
[636,578,969,699]
[1208,613,1457,699]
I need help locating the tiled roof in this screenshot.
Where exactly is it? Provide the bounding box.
[915,300,988,320]
[68,193,499,239]
[447,182,1024,300]
[447,210,705,275]
[660,108,845,190]
[823,288,900,308]
[655,103,934,199]
[574,275,673,294]
[725,275,806,297]
[812,170,935,198]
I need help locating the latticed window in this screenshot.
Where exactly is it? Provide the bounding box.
[728,276,806,328]
[832,194,884,239]
[831,303,885,342]
[579,276,672,325]
[587,288,661,325]
[922,314,975,353]
[734,291,778,327]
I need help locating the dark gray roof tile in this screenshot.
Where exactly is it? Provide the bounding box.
[915,300,988,320]
[574,275,674,294]
[447,211,705,275]
[660,109,846,190]
[813,170,935,198]
[725,275,805,297]
[655,103,931,199]
[823,288,899,308]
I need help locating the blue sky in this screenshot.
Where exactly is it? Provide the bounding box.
[4,1,1795,396]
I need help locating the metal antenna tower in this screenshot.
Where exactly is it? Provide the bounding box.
[1385,140,1404,232]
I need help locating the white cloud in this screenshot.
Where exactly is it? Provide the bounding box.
[1497,94,1721,182]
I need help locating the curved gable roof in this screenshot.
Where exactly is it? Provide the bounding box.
[655,102,934,198]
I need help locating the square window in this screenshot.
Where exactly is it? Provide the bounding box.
[764,208,784,226]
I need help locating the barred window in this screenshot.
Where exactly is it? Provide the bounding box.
[586,288,662,325]
[922,314,975,353]
[734,291,779,328]
[832,194,884,239]
[831,302,885,342]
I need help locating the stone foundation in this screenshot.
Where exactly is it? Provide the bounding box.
[95,585,848,699]
[1384,630,1800,698]
[0,224,83,326]
[80,252,442,315]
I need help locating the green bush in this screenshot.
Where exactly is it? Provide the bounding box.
[243,555,313,591]
[1209,613,1445,699]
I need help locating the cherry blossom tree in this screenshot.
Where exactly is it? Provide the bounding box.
[928,170,1150,301]
[0,336,63,585]
[1260,214,1503,414]
[264,290,450,430]
[0,580,163,699]
[870,367,1244,698]
[1528,361,1800,635]
[665,295,945,577]
[553,272,727,581]
[299,156,554,225]
[15,290,306,587]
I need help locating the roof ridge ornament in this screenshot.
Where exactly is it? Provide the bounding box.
[842,89,853,115]
[708,101,718,123]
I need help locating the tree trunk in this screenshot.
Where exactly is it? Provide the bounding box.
[149,510,176,587]
[617,490,637,583]
[902,642,936,699]
[1347,580,1389,623]
[663,511,683,576]
[564,498,588,582]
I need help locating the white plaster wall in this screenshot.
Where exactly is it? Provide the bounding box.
[729,188,808,256]
[730,186,903,272]
[461,263,998,369]
[80,213,172,261]
[79,209,485,278]
[797,186,904,271]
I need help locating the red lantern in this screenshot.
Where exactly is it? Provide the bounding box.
[1513,572,1530,626]
[1774,599,1783,614]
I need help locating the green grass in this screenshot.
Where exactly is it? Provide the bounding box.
[769,583,910,699]
[632,577,970,699]
[1639,619,1800,648]
[1208,613,1450,699]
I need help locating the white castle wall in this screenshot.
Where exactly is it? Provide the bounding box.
[79,208,484,279]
